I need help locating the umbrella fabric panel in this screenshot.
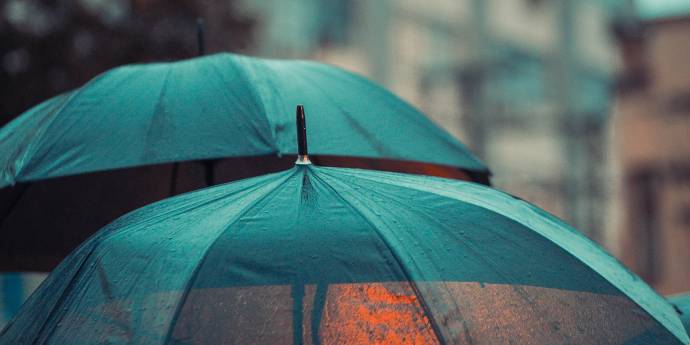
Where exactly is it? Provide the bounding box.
[1,58,276,185]
[0,91,73,186]
[0,170,294,344]
[185,172,407,287]
[1,167,686,344]
[46,172,294,345]
[320,167,689,342]
[0,241,94,344]
[0,53,488,188]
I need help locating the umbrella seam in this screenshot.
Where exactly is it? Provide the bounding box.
[15,69,139,179]
[141,67,174,162]
[309,169,451,345]
[212,55,279,152]
[27,243,99,344]
[6,92,77,182]
[160,168,296,344]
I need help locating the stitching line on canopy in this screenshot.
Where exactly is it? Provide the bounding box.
[18,69,139,180]
[209,55,277,152]
[309,169,450,345]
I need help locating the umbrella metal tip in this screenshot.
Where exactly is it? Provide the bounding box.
[295,155,311,165]
[295,104,311,165]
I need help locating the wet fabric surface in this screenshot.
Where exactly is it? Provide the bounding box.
[1,166,687,344]
[1,154,479,273]
[0,53,487,188]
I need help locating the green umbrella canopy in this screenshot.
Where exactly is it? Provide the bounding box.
[0,53,488,188]
[2,165,687,344]
[668,293,690,334]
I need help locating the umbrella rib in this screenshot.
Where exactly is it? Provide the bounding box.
[208,57,277,151]
[7,92,76,180]
[27,243,99,343]
[160,169,296,344]
[17,70,139,179]
[141,67,174,162]
[309,171,450,345]
[97,172,289,245]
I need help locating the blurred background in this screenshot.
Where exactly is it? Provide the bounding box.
[1,0,689,328]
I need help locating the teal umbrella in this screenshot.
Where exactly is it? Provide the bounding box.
[2,168,686,344]
[669,293,690,334]
[1,118,686,344]
[0,53,488,272]
[0,53,487,186]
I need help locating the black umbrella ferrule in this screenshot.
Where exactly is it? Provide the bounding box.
[295,105,311,165]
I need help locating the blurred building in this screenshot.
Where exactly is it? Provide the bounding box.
[241,0,622,242]
[611,3,690,294]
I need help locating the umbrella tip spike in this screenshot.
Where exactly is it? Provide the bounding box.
[295,104,311,165]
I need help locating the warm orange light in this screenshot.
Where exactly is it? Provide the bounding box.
[57,282,662,344]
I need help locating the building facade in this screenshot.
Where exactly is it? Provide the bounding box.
[612,10,690,294]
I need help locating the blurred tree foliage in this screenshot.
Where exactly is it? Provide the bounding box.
[0,0,254,126]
